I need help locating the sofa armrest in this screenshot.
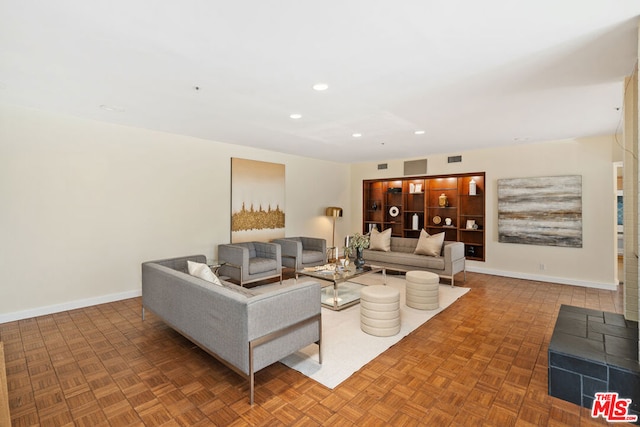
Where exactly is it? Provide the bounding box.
[246,281,321,341]
[443,241,465,262]
[218,244,250,281]
[273,238,301,269]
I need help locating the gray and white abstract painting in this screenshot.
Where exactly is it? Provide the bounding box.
[498,175,582,248]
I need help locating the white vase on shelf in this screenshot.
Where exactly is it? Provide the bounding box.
[469,179,477,195]
[412,213,419,230]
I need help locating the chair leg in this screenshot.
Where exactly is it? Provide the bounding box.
[141,307,145,320]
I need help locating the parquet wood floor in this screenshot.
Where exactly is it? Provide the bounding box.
[0,272,634,426]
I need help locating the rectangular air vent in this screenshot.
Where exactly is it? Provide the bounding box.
[377,163,388,170]
[404,159,427,175]
[448,155,462,163]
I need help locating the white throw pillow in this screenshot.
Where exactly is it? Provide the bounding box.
[369,228,392,252]
[187,260,222,286]
[414,230,445,256]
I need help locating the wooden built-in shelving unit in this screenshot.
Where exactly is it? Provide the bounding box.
[363,172,486,261]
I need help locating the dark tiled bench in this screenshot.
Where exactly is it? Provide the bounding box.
[548,305,639,422]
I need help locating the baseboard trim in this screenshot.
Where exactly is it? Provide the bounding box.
[466,266,618,291]
[0,289,142,324]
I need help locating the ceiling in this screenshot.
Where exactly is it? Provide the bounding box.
[1,1,639,163]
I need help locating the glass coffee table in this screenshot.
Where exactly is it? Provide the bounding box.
[296,264,385,311]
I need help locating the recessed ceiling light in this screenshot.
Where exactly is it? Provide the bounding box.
[352,133,362,138]
[289,113,302,119]
[99,104,125,112]
[414,130,425,135]
[313,83,329,91]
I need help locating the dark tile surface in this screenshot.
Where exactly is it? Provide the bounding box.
[604,311,628,327]
[592,321,638,340]
[549,352,607,380]
[605,334,639,359]
[582,376,607,397]
[550,331,606,363]
[549,367,582,406]
[610,367,640,412]
[561,305,605,317]
[554,316,587,337]
[549,304,640,418]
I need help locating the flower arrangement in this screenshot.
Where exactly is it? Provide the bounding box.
[349,232,370,251]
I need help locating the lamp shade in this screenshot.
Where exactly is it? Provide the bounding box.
[325,206,343,217]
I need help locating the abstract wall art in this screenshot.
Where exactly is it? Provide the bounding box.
[231,158,285,243]
[498,175,582,248]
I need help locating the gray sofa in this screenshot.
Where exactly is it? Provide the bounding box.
[362,238,466,286]
[141,255,322,404]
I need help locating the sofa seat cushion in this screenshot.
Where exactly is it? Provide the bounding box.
[249,257,278,274]
[302,250,324,264]
[363,249,445,271]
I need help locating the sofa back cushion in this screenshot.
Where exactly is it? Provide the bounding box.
[238,242,257,258]
[152,254,207,274]
[389,237,419,254]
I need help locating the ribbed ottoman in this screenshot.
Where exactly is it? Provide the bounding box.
[405,271,440,310]
[360,285,400,336]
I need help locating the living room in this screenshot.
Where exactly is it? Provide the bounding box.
[0,105,623,322]
[2,1,640,425]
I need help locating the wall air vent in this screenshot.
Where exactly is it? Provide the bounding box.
[377,163,388,170]
[448,155,462,163]
[404,159,427,175]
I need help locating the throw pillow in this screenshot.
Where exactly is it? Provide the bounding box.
[187,260,222,286]
[414,230,445,256]
[369,228,392,252]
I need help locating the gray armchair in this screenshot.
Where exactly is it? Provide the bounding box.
[218,241,282,286]
[273,237,327,271]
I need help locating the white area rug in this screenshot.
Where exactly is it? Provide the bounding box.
[264,273,470,389]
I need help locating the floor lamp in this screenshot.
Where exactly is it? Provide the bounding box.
[325,206,342,261]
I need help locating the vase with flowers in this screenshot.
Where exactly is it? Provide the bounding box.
[349,232,370,269]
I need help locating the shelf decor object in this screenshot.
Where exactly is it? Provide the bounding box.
[469,179,476,195]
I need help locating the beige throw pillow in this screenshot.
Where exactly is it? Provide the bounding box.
[187,260,223,286]
[369,228,391,252]
[414,230,445,256]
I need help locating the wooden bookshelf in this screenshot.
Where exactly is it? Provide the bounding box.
[362,172,485,261]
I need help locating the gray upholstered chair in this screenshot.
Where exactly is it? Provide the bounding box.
[217,241,282,286]
[273,237,327,271]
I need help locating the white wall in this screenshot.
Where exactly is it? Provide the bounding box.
[350,135,619,289]
[0,105,351,322]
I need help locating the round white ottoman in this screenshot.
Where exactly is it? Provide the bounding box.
[405,271,440,310]
[360,285,400,336]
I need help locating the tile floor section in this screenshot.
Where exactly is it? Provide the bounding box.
[549,305,639,421]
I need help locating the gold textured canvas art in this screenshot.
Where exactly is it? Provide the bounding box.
[231,158,285,243]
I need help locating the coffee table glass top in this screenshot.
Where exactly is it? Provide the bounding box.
[297,264,383,310]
